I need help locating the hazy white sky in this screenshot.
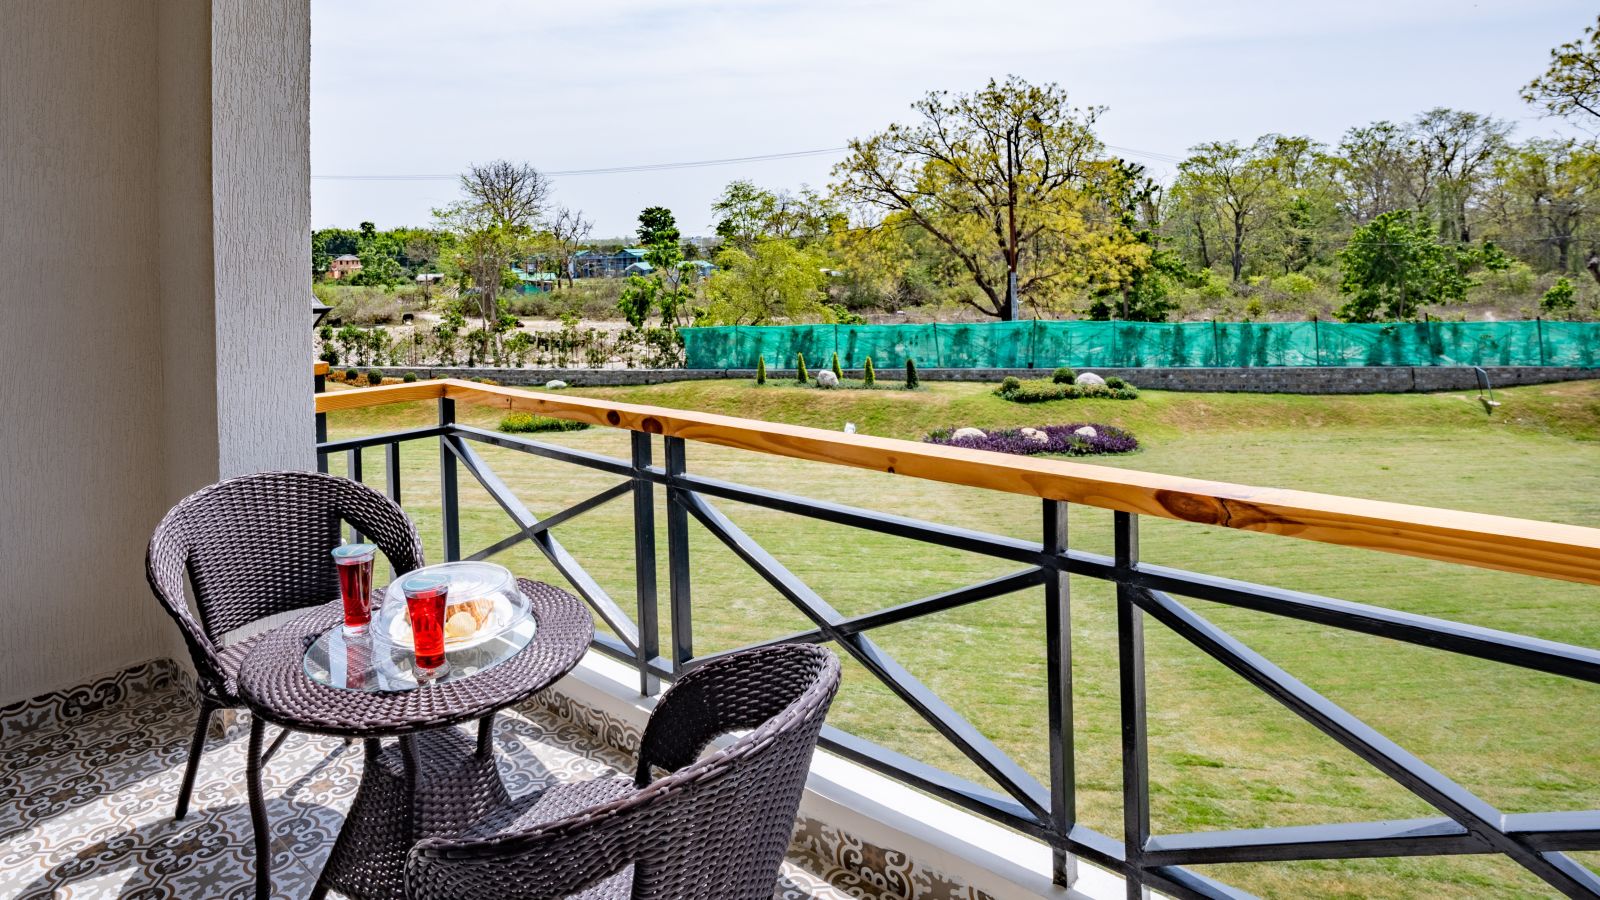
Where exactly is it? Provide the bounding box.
[311,0,1596,237]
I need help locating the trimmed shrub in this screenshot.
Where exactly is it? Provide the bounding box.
[905,358,919,389]
[863,357,876,387]
[499,412,590,434]
[796,352,809,383]
[756,357,767,385]
[925,423,1138,456]
[366,369,384,386]
[341,369,359,383]
[831,352,843,380]
[1104,376,1127,389]
[402,372,419,383]
[998,376,1023,394]
[1051,367,1077,385]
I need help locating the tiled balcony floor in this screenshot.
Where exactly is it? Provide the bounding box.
[0,678,860,899]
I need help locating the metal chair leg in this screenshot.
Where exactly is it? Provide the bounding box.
[246,715,271,900]
[173,700,215,821]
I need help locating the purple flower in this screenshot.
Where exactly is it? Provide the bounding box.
[923,423,1138,456]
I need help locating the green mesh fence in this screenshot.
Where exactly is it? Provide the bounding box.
[683,321,1600,370]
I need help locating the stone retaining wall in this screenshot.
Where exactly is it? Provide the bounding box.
[362,365,1596,394]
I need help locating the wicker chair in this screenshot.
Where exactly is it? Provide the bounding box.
[405,643,841,900]
[145,470,424,820]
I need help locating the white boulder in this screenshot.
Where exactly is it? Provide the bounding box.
[1076,372,1106,386]
[1020,427,1050,444]
[1074,426,1098,438]
[544,379,568,389]
[816,370,839,388]
[951,426,987,441]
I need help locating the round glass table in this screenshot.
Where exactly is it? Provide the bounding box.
[235,577,593,900]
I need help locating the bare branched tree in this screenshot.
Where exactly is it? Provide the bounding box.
[435,160,551,323]
[547,206,593,288]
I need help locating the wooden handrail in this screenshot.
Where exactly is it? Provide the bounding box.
[315,379,1600,586]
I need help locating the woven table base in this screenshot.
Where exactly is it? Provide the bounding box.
[313,725,511,900]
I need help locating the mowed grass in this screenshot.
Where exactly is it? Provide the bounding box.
[325,378,1600,899]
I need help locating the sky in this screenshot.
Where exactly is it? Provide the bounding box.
[311,0,1597,238]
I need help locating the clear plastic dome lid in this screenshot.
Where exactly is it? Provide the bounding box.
[377,561,528,651]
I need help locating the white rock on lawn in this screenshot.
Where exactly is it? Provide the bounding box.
[816,370,839,388]
[1074,426,1098,437]
[951,427,987,440]
[1076,372,1106,386]
[1020,427,1049,444]
[545,379,568,389]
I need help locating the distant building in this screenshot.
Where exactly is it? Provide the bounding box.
[573,248,715,281]
[573,248,648,278]
[415,273,446,285]
[327,254,362,280]
[511,268,558,294]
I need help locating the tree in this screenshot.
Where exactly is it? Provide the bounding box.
[1087,159,1182,321]
[1336,210,1470,321]
[434,160,551,323]
[619,206,693,326]
[545,206,593,288]
[637,207,679,248]
[702,242,832,324]
[832,76,1112,319]
[1171,138,1280,281]
[713,180,841,252]
[1483,138,1600,272]
[1523,15,1600,127]
[1410,108,1512,244]
[1331,121,1431,224]
[712,180,778,252]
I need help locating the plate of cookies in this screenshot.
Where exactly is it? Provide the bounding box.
[377,561,529,652]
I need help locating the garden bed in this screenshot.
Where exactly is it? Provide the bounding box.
[924,423,1138,456]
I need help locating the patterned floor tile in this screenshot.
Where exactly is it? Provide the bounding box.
[0,683,867,900]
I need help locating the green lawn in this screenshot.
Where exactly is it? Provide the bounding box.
[326,378,1600,899]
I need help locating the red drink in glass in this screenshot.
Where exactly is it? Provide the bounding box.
[401,573,451,672]
[332,543,377,634]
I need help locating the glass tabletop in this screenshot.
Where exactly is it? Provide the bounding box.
[303,616,537,693]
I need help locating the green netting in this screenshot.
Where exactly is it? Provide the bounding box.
[683,321,1600,370]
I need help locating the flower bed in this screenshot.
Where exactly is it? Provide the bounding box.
[924,424,1138,456]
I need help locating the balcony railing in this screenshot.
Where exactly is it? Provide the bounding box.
[314,374,1600,900]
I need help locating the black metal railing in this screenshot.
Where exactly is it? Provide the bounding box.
[315,388,1600,900]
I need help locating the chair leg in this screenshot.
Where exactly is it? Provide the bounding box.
[174,699,216,821]
[247,715,272,900]
[261,723,292,764]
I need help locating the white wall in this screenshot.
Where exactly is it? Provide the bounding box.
[0,0,311,705]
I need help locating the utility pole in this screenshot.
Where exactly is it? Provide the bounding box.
[1007,270,1020,321]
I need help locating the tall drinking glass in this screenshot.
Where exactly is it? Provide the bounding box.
[332,543,377,635]
[400,572,450,673]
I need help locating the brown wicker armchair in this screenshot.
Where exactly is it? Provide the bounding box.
[405,643,841,900]
[145,470,424,820]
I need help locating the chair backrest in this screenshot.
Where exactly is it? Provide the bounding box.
[146,471,423,696]
[406,643,841,900]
